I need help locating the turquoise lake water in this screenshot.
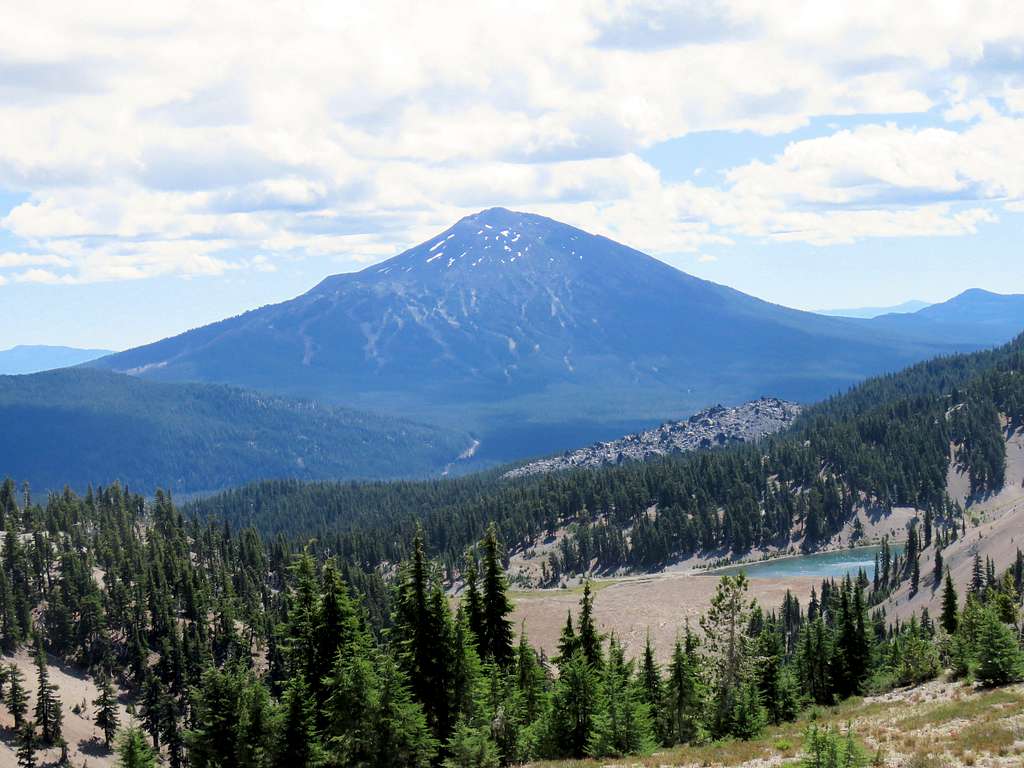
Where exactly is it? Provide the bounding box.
[713,544,904,580]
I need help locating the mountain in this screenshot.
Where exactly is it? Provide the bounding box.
[867,288,1024,345]
[504,397,801,478]
[89,208,1011,463]
[815,299,931,318]
[0,368,469,494]
[0,344,113,374]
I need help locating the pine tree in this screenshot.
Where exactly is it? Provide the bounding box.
[587,637,655,757]
[545,650,601,758]
[6,663,28,729]
[940,569,959,635]
[277,675,325,768]
[480,524,514,667]
[700,574,756,736]
[116,726,158,768]
[16,720,36,768]
[576,581,603,668]
[555,612,577,667]
[373,653,438,768]
[443,719,501,768]
[970,552,985,597]
[976,606,1024,686]
[93,674,120,748]
[33,641,62,744]
[665,625,703,745]
[463,558,485,654]
[729,677,767,740]
[514,625,548,724]
[638,633,668,744]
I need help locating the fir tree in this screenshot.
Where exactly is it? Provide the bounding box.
[33,641,62,745]
[638,633,668,744]
[116,726,158,768]
[16,720,36,768]
[6,663,28,729]
[576,581,603,668]
[587,637,655,758]
[545,650,601,758]
[940,570,959,635]
[277,675,325,768]
[463,558,485,654]
[93,674,120,749]
[976,606,1024,686]
[555,612,577,666]
[701,574,756,736]
[480,524,514,667]
[665,627,703,745]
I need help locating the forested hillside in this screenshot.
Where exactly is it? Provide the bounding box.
[0,368,469,494]
[1,480,1022,767]
[189,334,1024,582]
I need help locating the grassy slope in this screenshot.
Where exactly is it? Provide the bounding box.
[525,679,1024,767]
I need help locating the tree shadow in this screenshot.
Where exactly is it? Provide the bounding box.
[77,736,112,757]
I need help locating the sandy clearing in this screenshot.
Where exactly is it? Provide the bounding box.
[0,650,131,768]
[510,572,821,665]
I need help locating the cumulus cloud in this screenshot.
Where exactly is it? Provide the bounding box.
[0,0,1021,282]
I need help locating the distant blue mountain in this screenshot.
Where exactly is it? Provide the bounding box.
[0,345,113,375]
[866,289,1024,345]
[816,300,931,319]
[86,208,1020,462]
[0,368,469,494]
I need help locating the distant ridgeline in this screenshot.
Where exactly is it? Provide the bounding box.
[0,368,470,494]
[188,333,1024,582]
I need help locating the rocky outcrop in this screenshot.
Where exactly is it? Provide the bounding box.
[505,397,801,478]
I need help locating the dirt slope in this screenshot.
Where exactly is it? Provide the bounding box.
[0,650,130,768]
[887,428,1024,622]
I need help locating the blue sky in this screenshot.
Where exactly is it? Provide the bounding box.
[1,2,1023,349]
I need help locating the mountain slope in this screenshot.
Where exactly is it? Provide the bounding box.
[866,288,1024,345]
[504,397,801,478]
[0,344,113,374]
[0,368,469,494]
[816,299,931,318]
[188,333,1024,585]
[90,208,1012,461]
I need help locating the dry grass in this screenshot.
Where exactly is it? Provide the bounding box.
[522,681,1024,767]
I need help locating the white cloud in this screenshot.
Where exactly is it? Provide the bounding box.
[0,252,71,268]
[0,1,1021,282]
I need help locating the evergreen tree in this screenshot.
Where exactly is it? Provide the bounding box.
[33,641,62,744]
[665,627,703,745]
[117,726,158,768]
[463,558,485,655]
[16,720,36,768]
[976,605,1024,686]
[443,720,500,768]
[555,612,577,666]
[479,524,514,667]
[277,675,325,768]
[970,552,985,597]
[940,569,959,635]
[545,650,601,758]
[576,581,603,668]
[6,663,28,729]
[588,636,655,758]
[93,675,120,748]
[700,574,757,737]
[372,654,438,768]
[638,633,668,745]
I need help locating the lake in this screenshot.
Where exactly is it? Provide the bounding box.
[713,544,904,580]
